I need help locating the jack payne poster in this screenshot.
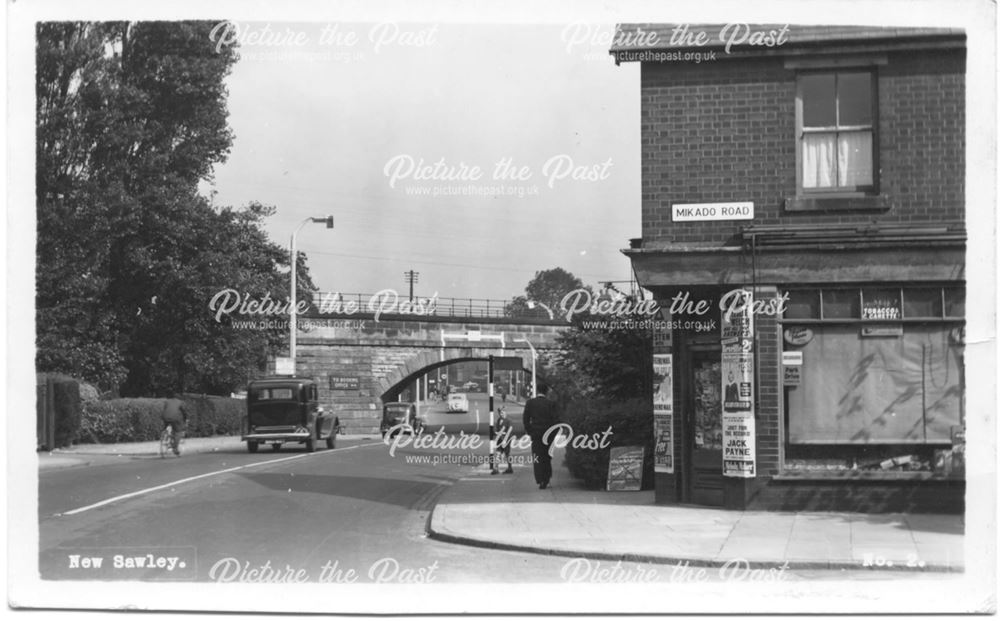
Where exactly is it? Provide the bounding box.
[653,354,674,473]
[723,412,756,478]
[721,288,756,477]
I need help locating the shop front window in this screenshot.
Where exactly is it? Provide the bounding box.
[821,289,859,319]
[786,324,962,444]
[784,289,820,319]
[781,285,965,476]
[903,288,944,319]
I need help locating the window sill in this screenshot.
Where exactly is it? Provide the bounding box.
[784,194,890,212]
[773,470,962,482]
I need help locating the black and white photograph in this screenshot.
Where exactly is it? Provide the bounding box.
[5,0,997,615]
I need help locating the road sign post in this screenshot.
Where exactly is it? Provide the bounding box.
[488,355,497,474]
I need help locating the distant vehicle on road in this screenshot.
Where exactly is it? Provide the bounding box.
[242,377,339,453]
[462,381,479,391]
[380,402,426,438]
[447,393,469,413]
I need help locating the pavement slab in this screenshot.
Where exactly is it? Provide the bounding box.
[428,446,965,572]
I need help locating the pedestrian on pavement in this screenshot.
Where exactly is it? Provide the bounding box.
[161,396,190,455]
[522,383,559,489]
[492,406,515,475]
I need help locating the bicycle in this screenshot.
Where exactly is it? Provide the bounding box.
[159,424,185,458]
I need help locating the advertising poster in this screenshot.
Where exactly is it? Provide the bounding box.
[606,446,645,491]
[654,414,674,473]
[653,353,673,415]
[723,412,756,477]
[721,340,754,413]
[653,354,674,473]
[721,288,755,477]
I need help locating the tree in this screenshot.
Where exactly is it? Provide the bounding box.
[505,267,592,320]
[540,285,656,489]
[35,22,314,395]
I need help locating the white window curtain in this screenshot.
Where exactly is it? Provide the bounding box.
[838,132,873,186]
[802,133,835,188]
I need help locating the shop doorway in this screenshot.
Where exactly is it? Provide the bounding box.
[685,346,724,506]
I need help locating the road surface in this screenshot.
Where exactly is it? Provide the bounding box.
[37,406,956,586]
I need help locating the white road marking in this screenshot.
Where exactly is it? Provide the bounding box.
[55,441,383,517]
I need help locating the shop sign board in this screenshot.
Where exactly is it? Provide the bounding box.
[861,325,904,337]
[782,351,802,386]
[607,446,645,491]
[782,351,803,365]
[783,327,814,346]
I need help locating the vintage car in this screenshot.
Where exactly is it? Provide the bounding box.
[446,393,469,413]
[380,402,426,438]
[242,377,339,453]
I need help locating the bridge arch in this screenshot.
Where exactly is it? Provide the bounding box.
[379,349,538,402]
[291,317,565,434]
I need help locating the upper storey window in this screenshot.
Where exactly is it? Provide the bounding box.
[797,71,877,193]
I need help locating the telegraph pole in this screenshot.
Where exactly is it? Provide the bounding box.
[403,270,419,302]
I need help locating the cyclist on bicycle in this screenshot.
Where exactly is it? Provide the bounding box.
[161,397,189,455]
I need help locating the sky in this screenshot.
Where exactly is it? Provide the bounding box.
[206,22,641,302]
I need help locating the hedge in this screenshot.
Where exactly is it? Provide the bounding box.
[562,397,654,490]
[37,374,83,449]
[81,395,245,444]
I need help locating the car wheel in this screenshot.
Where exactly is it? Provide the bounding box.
[271,443,281,452]
[247,441,258,453]
[305,438,315,453]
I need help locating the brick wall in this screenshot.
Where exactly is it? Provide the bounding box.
[640,49,965,245]
[754,288,781,478]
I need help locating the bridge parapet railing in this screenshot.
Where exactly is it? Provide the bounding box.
[308,292,556,322]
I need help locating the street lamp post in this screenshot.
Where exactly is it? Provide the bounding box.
[290,215,334,375]
[515,338,537,398]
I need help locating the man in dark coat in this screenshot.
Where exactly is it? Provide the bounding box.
[521,383,559,489]
[161,397,189,455]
